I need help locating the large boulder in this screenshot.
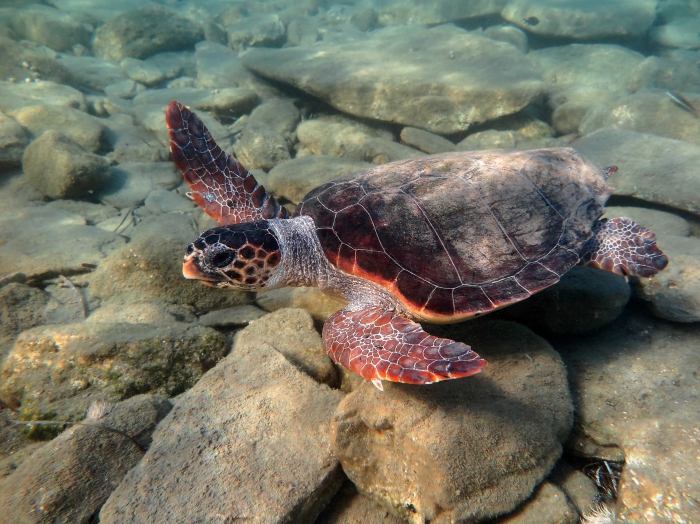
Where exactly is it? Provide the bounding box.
[10,5,92,52]
[99,317,345,523]
[93,5,203,62]
[0,395,171,524]
[557,306,700,522]
[242,25,544,134]
[331,320,573,523]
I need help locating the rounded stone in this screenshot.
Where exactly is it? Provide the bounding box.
[331,320,573,523]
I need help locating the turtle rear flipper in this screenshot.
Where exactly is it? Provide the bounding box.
[323,306,486,390]
[581,217,669,277]
[166,101,287,225]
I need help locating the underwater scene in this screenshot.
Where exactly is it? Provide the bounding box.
[0,0,699,522]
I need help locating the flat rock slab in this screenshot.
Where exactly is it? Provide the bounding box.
[100,320,345,524]
[573,128,700,215]
[241,25,544,134]
[502,0,657,39]
[376,0,508,25]
[332,320,573,524]
[0,395,172,524]
[557,306,700,522]
[132,87,259,120]
[0,205,125,284]
[0,80,85,113]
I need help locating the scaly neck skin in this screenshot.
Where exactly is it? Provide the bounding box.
[267,216,330,289]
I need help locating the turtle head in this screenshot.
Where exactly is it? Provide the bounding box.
[183,221,282,290]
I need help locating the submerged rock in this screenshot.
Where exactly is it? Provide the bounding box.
[573,128,700,215]
[502,0,657,39]
[242,25,544,134]
[96,162,181,208]
[10,5,92,52]
[99,320,345,524]
[0,113,28,172]
[11,104,107,153]
[377,0,508,25]
[492,482,579,524]
[332,320,573,523]
[399,127,456,154]
[501,266,630,336]
[93,5,203,62]
[267,155,372,205]
[0,320,226,423]
[557,306,700,522]
[0,282,48,355]
[296,116,423,164]
[22,130,110,199]
[0,395,171,524]
[0,80,85,113]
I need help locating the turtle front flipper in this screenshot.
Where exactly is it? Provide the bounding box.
[166,101,288,225]
[323,306,486,390]
[580,217,669,277]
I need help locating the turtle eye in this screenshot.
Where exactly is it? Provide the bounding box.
[186,244,194,256]
[208,250,235,268]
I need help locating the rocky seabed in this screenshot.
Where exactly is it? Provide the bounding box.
[0,0,699,522]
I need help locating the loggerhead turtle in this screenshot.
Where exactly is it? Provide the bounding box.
[166,101,668,390]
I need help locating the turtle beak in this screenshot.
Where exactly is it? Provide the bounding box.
[183,254,217,286]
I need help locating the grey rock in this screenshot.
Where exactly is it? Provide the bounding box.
[242,25,545,134]
[501,266,631,336]
[492,482,579,524]
[97,162,181,208]
[400,127,456,154]
[102,112,169,164]
[572,128,700,215]
[376,0,508,25]
[579,89,700,146]
[634,235,700,322]
[99,322,345,524]
[287,15,319,46]
[11,104,107,153]
[241,308,338,387]
[0,205,125,285]
[197,304,266,328]
[0,395,172,524]
[1,319,226,422]
[332,320,573,523]
[86,297,196,326]
[296,116,423,164]
[144,189,195,215]
[120,57,166,86]
[88,213,251,312]
[0,113,28,171]
[233,125,291,171]
[502,0,657,39]
[0,79,85,113]
[483,24,528,53]
[557,307,700,522]
[267,155,372,205]
[0,282,48,356]
[10,5,92,52]
[603,206,690,238]
[227,13,286,51]
[56,54,126,92]
[144,51,191,81]
[22,130,110,199]
[247,98,300,137]
[104,79,146,99]
[194,40,281,98]
[652,18,700,50]
[132,86,258,120]
[0,36,76,88]
[457,129,517,150]
[93,5,203,62]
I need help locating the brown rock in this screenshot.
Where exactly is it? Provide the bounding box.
[316,480,404,524]
[491,482,579,524]
[99,322,345,523]
[400,127,456,154]
[0,282,47,356]
[331,320,573,524]
[0,395,172,524]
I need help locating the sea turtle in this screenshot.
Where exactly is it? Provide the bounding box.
[166,101,668,390]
